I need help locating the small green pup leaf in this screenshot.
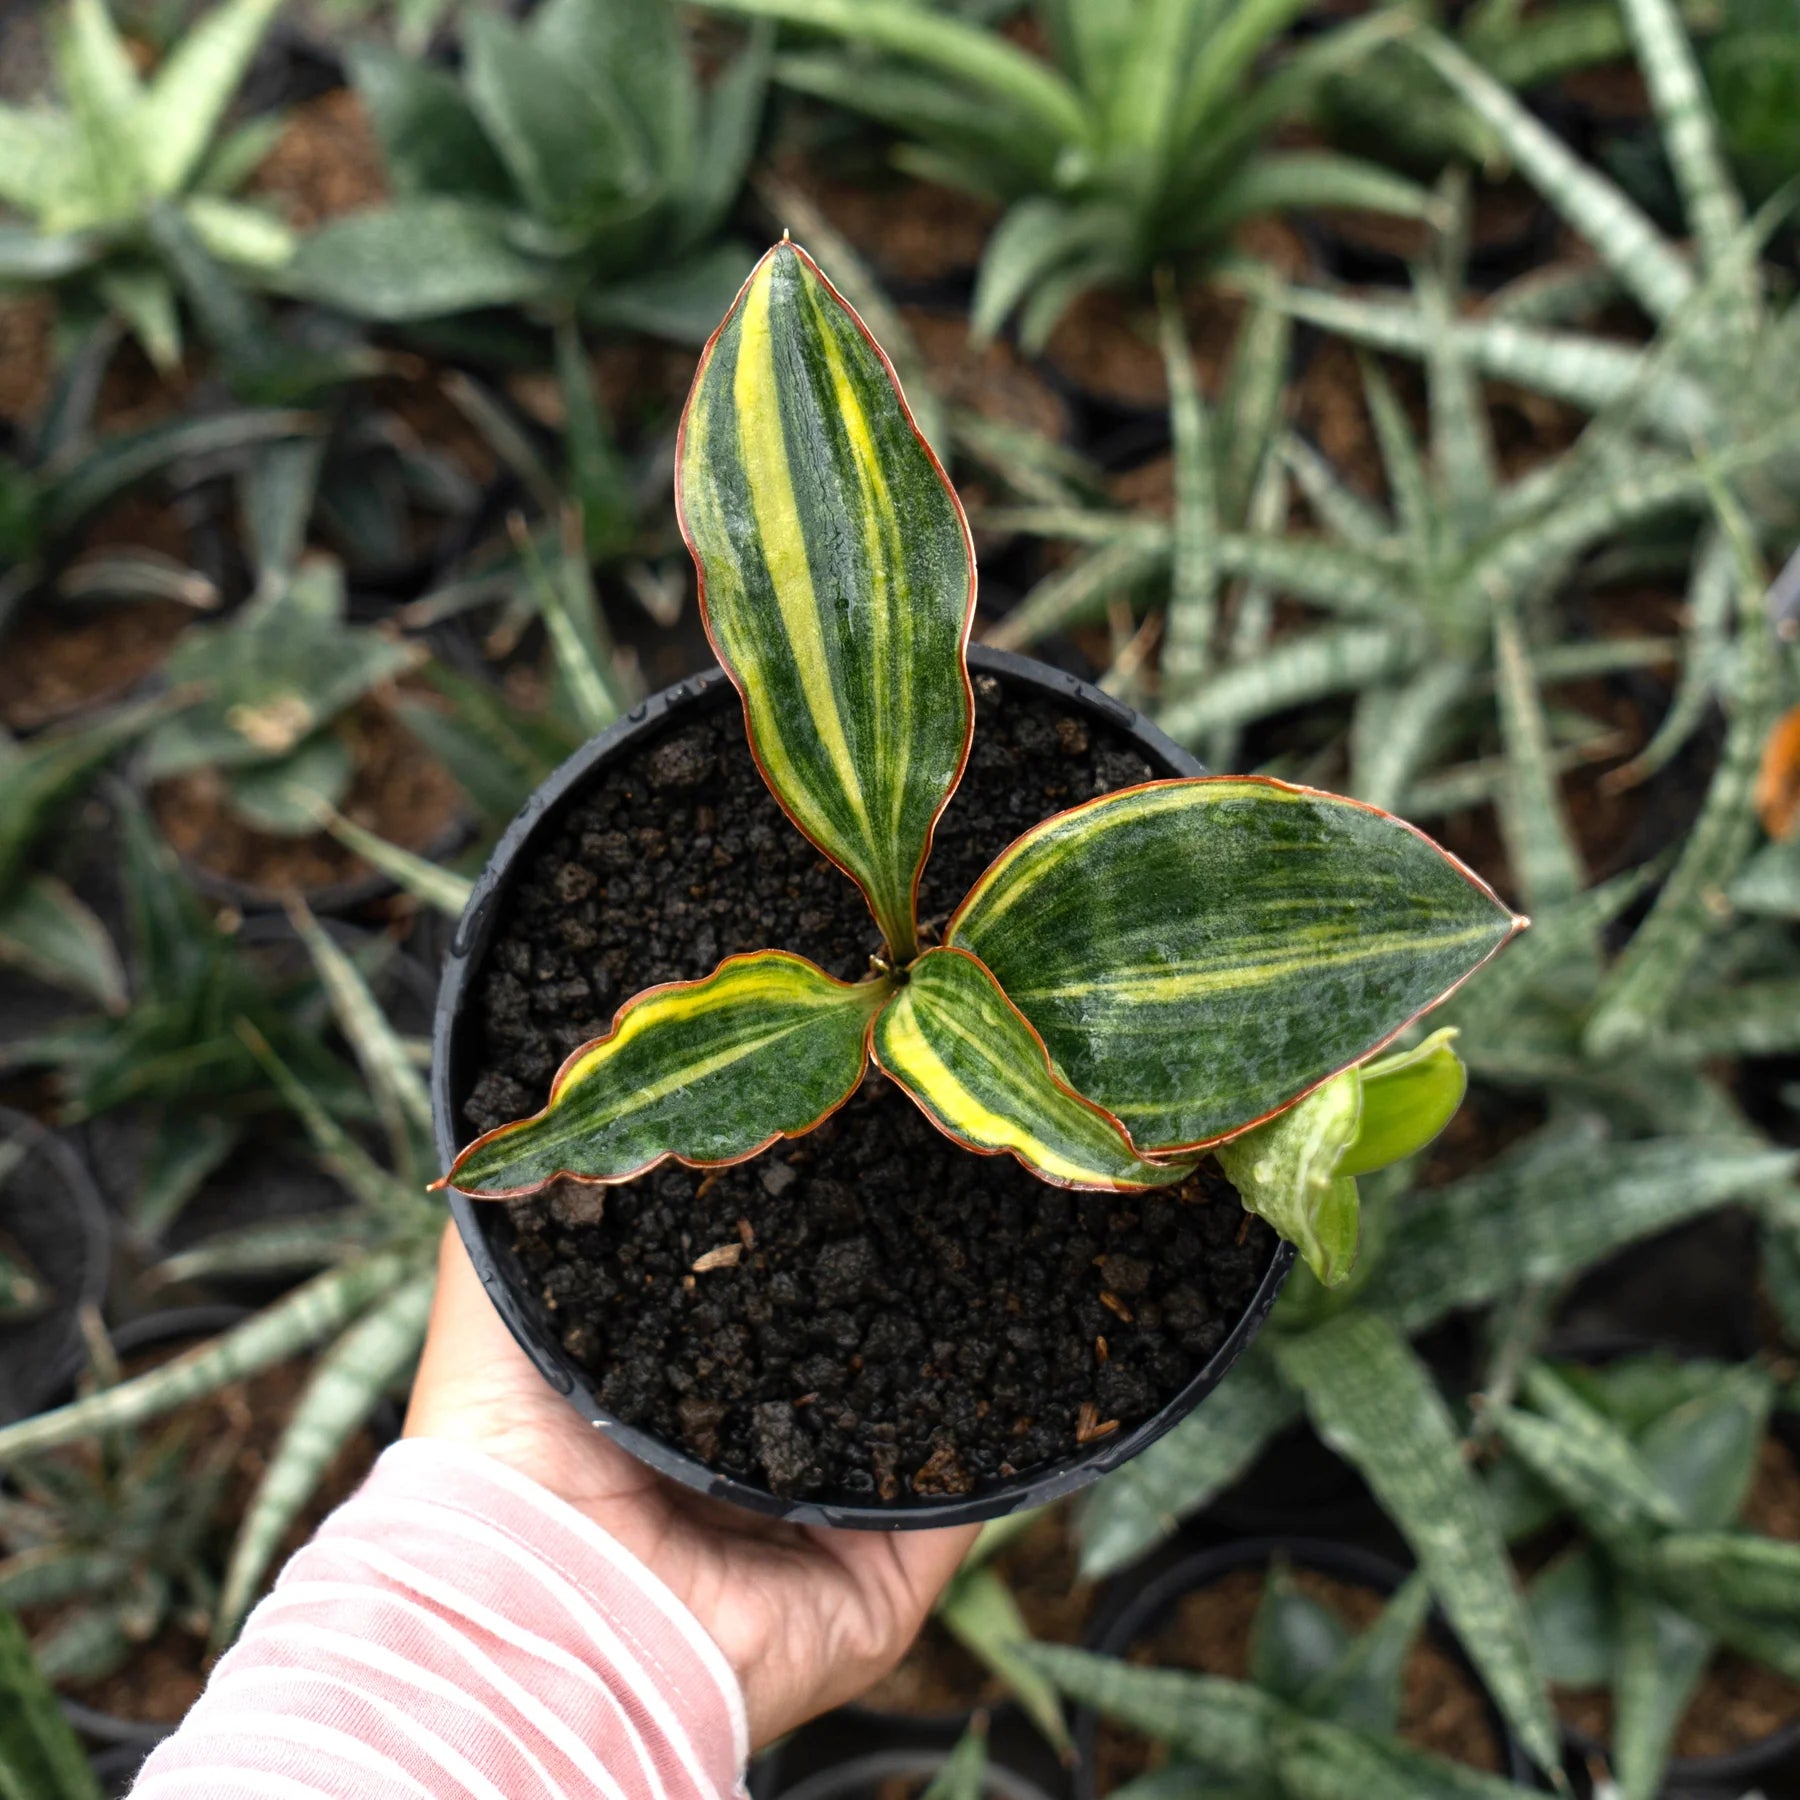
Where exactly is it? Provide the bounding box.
[1217,1069,1362,1288]
[947,778,1521,1153]
[445,951,884,1197]
[1337,1027,1466,1178]
[677,239,976,961]
[872,948,1191,1192]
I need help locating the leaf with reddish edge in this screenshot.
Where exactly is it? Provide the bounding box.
[872,947,1192,1192]
[945,776,1523,1154]
[675,239,976,963]
[443,951,887,1199]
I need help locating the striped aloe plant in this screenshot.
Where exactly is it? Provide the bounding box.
[1488,1352,1800,1800]
[981,223,1734,833]
[0,891,443,1651]
[689,0,1434,350]
[0,0,293,373]
[437,239,1523,1286]
[1026,1552,1548,1799]
[1273,0,1800,781]
[1076,510,1800,1772]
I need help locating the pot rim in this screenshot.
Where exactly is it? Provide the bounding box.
[0,1106,112,1424]
[430,645,1294,1530]
[763,1745,1056,1800]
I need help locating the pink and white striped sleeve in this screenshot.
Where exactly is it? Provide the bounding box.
[131,1439,750,1800]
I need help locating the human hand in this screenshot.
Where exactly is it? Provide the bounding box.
[404,1225,978,1746]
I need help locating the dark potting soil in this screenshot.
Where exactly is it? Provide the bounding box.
[460,673,1278,1503]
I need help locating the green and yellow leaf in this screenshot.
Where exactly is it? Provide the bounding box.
[946,779,1522,1153]
[1337,1027,1466,1178]
[871,948,1190,1191]
[1215,1067,1362,1287]
[445,951,885,1198]
[676,240,975,962]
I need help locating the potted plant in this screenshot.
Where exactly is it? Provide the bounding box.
[136,551,470,912]
[1037,1536,1546,1797]
[756,1714,1057,1800]
[689,0,1432,360]
[428,238,1521,1525]
[1490,1349,1800,1797]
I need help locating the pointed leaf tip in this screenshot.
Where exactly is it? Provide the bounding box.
[677,238,976,962]
[946,777,1520,1152]
[446,951,885,1198]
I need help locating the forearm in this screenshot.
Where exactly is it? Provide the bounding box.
[132,1439,749,1800]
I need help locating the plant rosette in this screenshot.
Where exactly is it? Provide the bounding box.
[1489,1343,1800,1797]
[430,241,1522,1523]
[1060,1536,1543,1800]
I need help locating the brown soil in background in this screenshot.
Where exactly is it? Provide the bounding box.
[1313,179,1545,267]
[1559,62,1652,123]
[1093,1565,1504,1792]
[901,308,1069,441]
[1,490,210,728]
[249,87,389,229]
[379,371,500,488]
[152,696,464,895]
[0,293,54,428]
[1044,290,1167,411]
[770,152,999,285]
[93,343,198,440]
[1042,223,1311,411]
[859,1505,1094,1716]
[41,1345,383,1726]
[1290,335,1379,493]
[0,599,195,731]
[1557,1433,1800,1764]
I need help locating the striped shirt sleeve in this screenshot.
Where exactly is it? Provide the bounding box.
[131,1439,750,1800]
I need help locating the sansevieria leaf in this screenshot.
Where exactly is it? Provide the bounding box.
[677,240,976,961]
[872,949,1190,1191]
[946,778,1522,1153]
[445,952,885,1198]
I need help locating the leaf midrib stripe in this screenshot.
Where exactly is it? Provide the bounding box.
[888,990,1121,1185]
[735,261,872,842]
[1003,922,1506,1003]
[804,278,913,877]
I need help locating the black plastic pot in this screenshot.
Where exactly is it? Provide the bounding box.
[430,645,1294,1530]
[89,1739,156,1799]
[1072,1536,1544,1800]
[753,1744,1062,1800]
[0,1108,110,1426]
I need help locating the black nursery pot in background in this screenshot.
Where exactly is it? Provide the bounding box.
[430,646,1294,1530]
[1073,1537,1545,1800]
[0,1107,109,1427]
